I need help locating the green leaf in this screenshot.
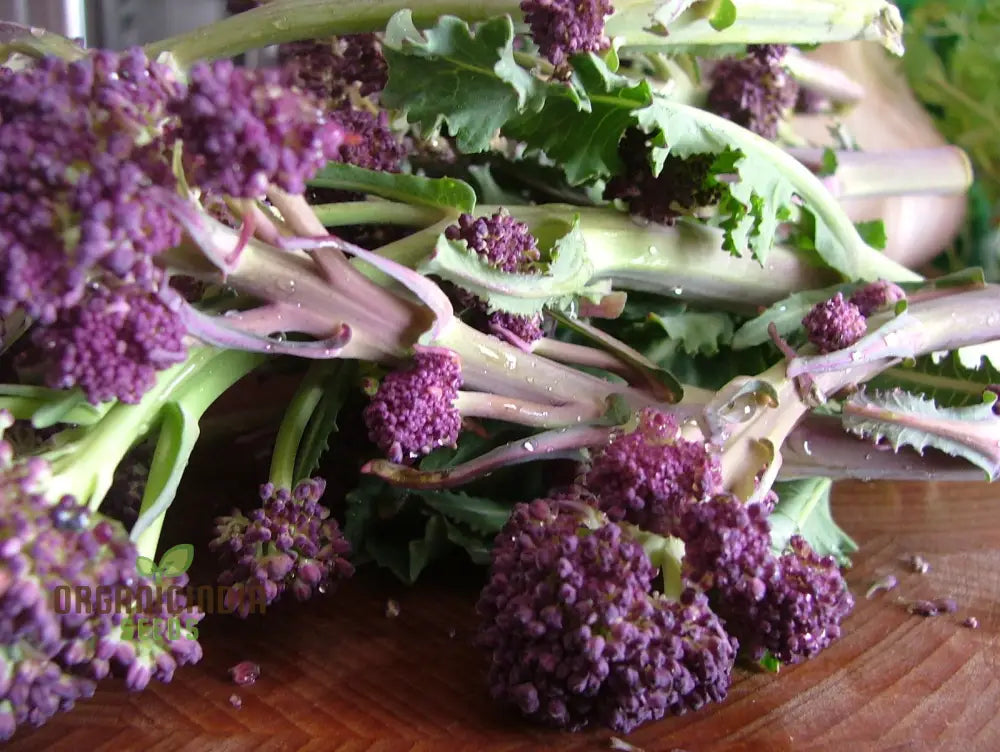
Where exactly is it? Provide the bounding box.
[854,219,887,250]
[770,478,858,566]
[308,162,476,213]
[708,0,738,31]
[439,516,492,565]
[819,147,839,177]
[135,556,157,577]
[730,282,856,349]
[382,12,545,153]
[293,362,355,481]
[414,490,512,536]
[647,309,735,356]
[158,543,195,577]
[869,352,1000,408]
[503,53,649,185]
[406,515,451,583]
[419,213,597,316]
[842,388,1000,479]
[130,401,201,544]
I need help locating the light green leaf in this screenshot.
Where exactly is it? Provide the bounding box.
[136,556,157,577]
[730,282,856,349]
[770,478,857,565]
[382,12,545,153]
[854,219,887,250]
[419,213,597,316]
[158,543,195,577]
[647,309,734,356]
[842,388,1000,479]
[309,162,476,213]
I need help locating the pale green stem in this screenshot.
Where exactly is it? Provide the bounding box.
[312,201,444,228]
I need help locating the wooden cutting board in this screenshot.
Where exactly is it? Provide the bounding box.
[9,478,1000,751]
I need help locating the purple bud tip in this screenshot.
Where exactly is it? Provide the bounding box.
[848,280,906,317]
[520,0,615,67]
[801,293,867,354]
[444,209,540,273]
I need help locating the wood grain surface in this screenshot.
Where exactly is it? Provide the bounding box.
[9,476,1000,752]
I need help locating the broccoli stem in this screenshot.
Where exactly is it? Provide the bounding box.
[312,201,444,228]
[130,348,267,558]
[268,361,334,489]
[453,391,606,428]
[607,0,903,55]
[788,146,974,199]
[148,0,902,68]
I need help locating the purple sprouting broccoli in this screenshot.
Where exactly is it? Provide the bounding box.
[280,34,388,103]
[678,494,854,664]
[31,283,187,405]
[330,105,407,173]
[604,129,722,225]
[848,280,906,317]
[444,210,546,348]
[0,50,183,323]
[585,408,722,536]
[707,44,799,140]
[210,477,354,616]
[475,498,736,733]
[170,60,348,197]
[445,210,541,273]
[801,292,867,354]
[363,348,463,463]
[0,412,203,739]
[520,0,615,67]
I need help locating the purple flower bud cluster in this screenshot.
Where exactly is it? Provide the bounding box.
[585,408,722,536]
[280,34,388,103]
[210,478,354,617]
[475,498,736,733]
[363,348,463,463]
[604,129,722,225]
[330,105,407,173]
[848,279,906,317]
[444,210,545,347]
[171,60,348,197]
[678,494,854,664]
[520,0,615,67]
[31,283,187,405]
[707,44,799,140]
[801,292,867,353]
[0,415,203,738]
[0,50,183,323]
[445,210,541,273]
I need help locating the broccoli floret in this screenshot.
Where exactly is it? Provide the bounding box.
[801,292,867,353]
[707,45,799,140]
[475,497,735,733]
[520,0,615,67]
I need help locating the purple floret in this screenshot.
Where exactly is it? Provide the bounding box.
[210,477,354,616]
[732,536,855,664]
[171,60,348,197]
[330,105,407,173]
[0,414,202,739]
[604,129,722,225]
[707,44,798,140]
[801,292,867,354]
[678,493,854,665]
[363,347,463,463]
[31,283,188,405]
[848,280,906,317]
[0,50,183,322]
[488,311,545,349]
[520,0,615,67]
[585,408,722,536]
[476,498,736,733]
[444,210,540,273]
[280,34,388,102]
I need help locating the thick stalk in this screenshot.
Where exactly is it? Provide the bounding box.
[147,0,520,66]
[312,201,443,228]
[268,361,332,489]
[454,391,605,428]
[608,0,903,55]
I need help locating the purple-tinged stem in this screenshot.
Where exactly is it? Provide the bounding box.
[533,338,641,381]
[361,425,616,490]
[454,391,605,428]
[783,50,866,104]
[780,415,985,482]
[787,314,917,379]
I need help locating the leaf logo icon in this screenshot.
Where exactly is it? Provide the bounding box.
[136,543,195,584]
